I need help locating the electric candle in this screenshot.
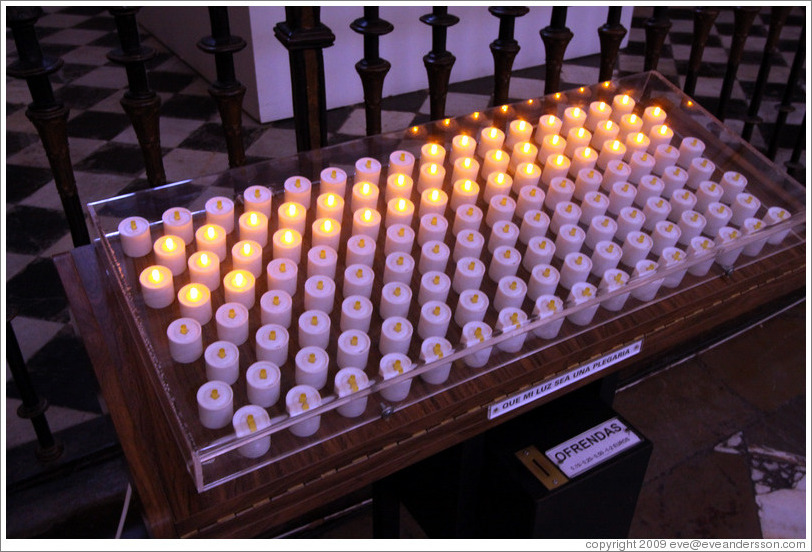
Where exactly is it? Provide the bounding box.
[506,119,534,150]
[388,150,415,177]
[452,229,485,261]
[284,176,313,209]
[385,173,414,203]
[384,251,416,284]
[453,204,484,234]
[730,193,761,227]
[384,223,415,256]
[461,321,493,368]
[277,201,306,235]
[476,126,506,157]
[741,218,768,257]
[703,202,733,237]
[585,216,618,250]
[232,239,263,277]
[345,235,376,267]
[677,210,707,246]
[304,275,336,313]
[238,211,269,248]
[527,264,560,300]
[488,246,521,282]
[512,163,542,194]
[286,385,322,437]
[351,209,382,242]
[580,191,609,224]
[532,295,565,340]
[315,192,345,222]
[266,258,298,297]
[153,235,186,276]
[260,289,293,328]
[602,161,632,192]
[559,252,592,289]
[687,236,716,276]
[419,336,454,385]
[550,201,582,234]
[420,142,446,167]
[694,181,724,213]
[537,133,567,164]
[516,185,544,219]
[714,226,745,267]
[255,324,289,367]
[574,168,603,201]
[418,241,450,275]
[320,167,348,197]
[481,149,510,180]
[615,206,646,241]
[509,142,539,173]
[624,132,651,164]
[598,268,631,312]
[295,346,329,389]
[197,381,233,429]
[386,197,415,228]
[635,175,665,208]
[618,113,643,143]
[658,246,687,288]
[224,269,256,309]
[686,157,715,190]
[542,154,572,188]
[381,281,413,319]
[205,196,235,233]
[450,134,476,164]
[653,144,680,176]
[451,156,481,183]
[720,171,747,203]
[494,276,527,312]
[246,361,282,408]
[298,310,331,350]
[355,157,382,185]
[647,124,674,154]
[418,271,451,305]
[378,353,414,402]
[496,307,529,353]
[621,231,653,268]
[611,94,635,120]
[535,114,563,143]
[167,317,203,364]
[607,181,637,216]
[642,196,672,231]
[650,220,681,256]
[668,188,697,222]
[485,194,516,227]
[483,171,513,202]
[216,303,249,345]
[419,188,449,218]
[661,165,689,198]
[627,151,655,184]
[569,146,598,177]
[119,216,152,257]
[454,289,489,327]
[162,207,194,244]
[449,179,479,213]
[417,214,448,246]
[178,283,212,325]
[677,137,705,169]
[630,259,663,302]
[524,236,556,269]
[585,100,612,131]
[641,106,667,134]
[272,228,303,264]
[591,241,623,278]
[566,282,600,326]
[343,264,375,298]
[205,341,239,384]
[139,265,174,309]
[561,106,587,137]
[453,257,486,294]
[337,329,371,369]
[379,317,413,356]
[544,175,576,209]
[308,245,339,279]
[596,139,626,171]
[488,221,520,252]
[763,206,791,244]
[340,295,374,333]
[590,120,619,151]
[416,163,446,193]
[334,367,370,418]
[351,181,380,212]
[242,186,273,220]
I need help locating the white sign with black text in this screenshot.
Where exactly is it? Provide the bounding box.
[545,417,642,477]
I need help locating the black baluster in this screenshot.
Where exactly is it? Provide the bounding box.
[7,7,90,247]
[742,7,793,141]
[421,7,460,121]
[198,7,247,168]
[683,8,720,97]
[598,7,627,82]
[540,7,573,95]
[274,7,335,152]
[7,318,63,462]
[716,7,760,121]
[488,7,530,107]
[350,7,394,136]
[644,7,671,72]
[108,8,166,186]
[784,114,806,181]
[767,24,805,160]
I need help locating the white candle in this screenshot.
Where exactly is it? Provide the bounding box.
[590,120,619,151]
[476,126,506,157]
[343,264,375,298]
[419,188,449,218]
[687,235,716,276]
[729,192,761,227]
[315,192,345,222]
[384,223,415,256]
[598,268,630,312]
[580,191,609,224]
[238,211,269,248]
[647,124,674,154]
[541,154,571,187]
[653,144,680,176]
[223,269,255,309]
[590,241,622,278]
[515,186,544,219]
[416,163,445,193]
[417,214,448,246]
[232,240,263,277]
[494,275,527,312]
[537,134,567,164]
[304,275,336,313]
[215,303,249,345]
[450,134,477,164]
[585,216,618,250]
[527,263,559,300]
[628,150,655,184]
[153,235,186,276]
[607,181,637,216]
[642,196,672,231]
[205,196,235,233]
[574,168,603,202]
[532,295,565,339]
[496,307,529,353]
[246,361,282,408]
[686,157,716,191]
[355,157,382,185]
[272,228,303,264]
[714,226,745,267]
[560,106,587,137]
[384,251,416,284]
[566,282,600,326]
[204,341,239,384]
[535,113,562,143]
[483,171,513,203]
[178,283,212,325]
[119,216,152,257]
[569,146,598,177]
[668,188,697,222]
[338,296,372,334]
[418,241,449,275]
[485,194,516,227]
[720,171,747,203]
[658,246,687,288]
[344,235,375,267]
[650,220,681,256]
[378,353,413,402]
[388,150,415,177]
[419,336,453,385]
[621,231,653,268]
[255,324,289,367]
[381,281,413,319]
[641,105,667,135]
[559,252,592,289]
[379,317,413,356]
[703,202,733,237]
[677,210,707,246]
[506,119,534,150]
[615,206,646,241]
[286,385,322,437]
[334,367,370,418]
[453,204,483,235]
[694,180,724,213]
[677,137,705,169]
[385,197,415,228]
[139,265,174,309]
[167,317,203,364]
[308,245,338,279]
[450,156,480,184]
[509,142,538,173]
[420,142,446,167]
[385,173,414,203]
[351,181,380,212]
[618,113,643,143]
[295,346,329,389]
[162,207,194,244]
[550,201,581,235]
[488,221,520,253]
[277,201,307,236]
[266,258,298,297]
[336,329,371,370]
[544,176,575,210]
[260,289,293,328]
[554,224,585,261]
[630,259,663,302]
[512,163,542,194]
[460,321,493,368]
[611,94,635,120]
[284,175,312,209]
[596,139,626,172]
[635,175,665,208]
[741,218,768,257]
[418,271,451,305]
[197,380,233,429]
[481,149,510,180]
[351,209,382,242]
[661,165,688,198]
[585,100,612,131]
[320,167,348,197]
[454,289,489,327]
[452,229,485,262]
[488,246,521,282]
[298,310,331,350]
[601,160,632,192]
[453,257,486,294]
[763,206,792,244]
[449,179,479,212]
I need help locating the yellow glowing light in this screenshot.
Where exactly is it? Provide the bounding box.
[361,182,370,195]
[287,204,297,217]
[583,147,592,158]
[551,135,560,145]
[518,120,526,131]
[526,164,534,175]
[462,180,472,192]
[577,128,585,138]
[472,111,480,119]
[164,237,176,252]
[326,194,335,207]
[653,107,661,117]
[242,243,252,256]
[572,107,581,117]
[629,114,638,124]
[234,272,246,288]
[496,173,504,184]
[363,209,372,222]
[443,118,451,126]
[460,136,469,146]
[501,105,508,113]
[430,189,439,202]
[188,287,200,302]
[611,140,621,151]
[659,125,669,135]
[283,230,294,244]
[150,268,161,283]
[411,126,419,134]
[555,155,565,166]
[397,198,406,212]
[322,219,332,233]
[548,115,556,125]
[199,253,210,268]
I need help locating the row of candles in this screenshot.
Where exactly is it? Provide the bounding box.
[117,93,791,457]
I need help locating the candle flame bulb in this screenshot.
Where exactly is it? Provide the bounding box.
[206,226,215,240]
[582,287,592,297]
[299,393,309,411]
[249,212,257,226]
[463,158,471,168]
[350,335,358,346]
[189,287,199,301]
[607,244,614,253]
[430,143,438,154]
[543,267,550,277]
[575,256,582,265]
[394,286,402,296]
[534,212,541,222]
[501,105,508,113]
[365,159,372,169]
[228,308,236,319]
[173,210,181,221]
[218,347,226,359]
[468,261,476,270]
[556,155,564,166]
[397,198,406,211]
[216,200,223,210]
[614,273,624,284]
[326,194,335,207]
[354,300,361,310]
[547,300,557,310]
[308,353,316,363]
[255,188,262,198]
[316,280,324,291]
[394,322,402,332]
[573,108,581,117]
[150,268,161,283]
[211,388,219,400]
[622,95,630,105]
[509,280,517,291]
[363,209,372,222]
[433,306,441,316]
[356,268,363,278]
[510,312,520,325]
[461,136,469,146]
[164,237,176,252]
[242,243,251,256]
[569,227,577,237]
[245,414,257,432]
[322,220,332,232]
[503,249,511,259]
[180,324,188,335]
[432,244,440,254]
[429,164,438,175]
[433,343,443,357]
[269,330,276,341]
[279,262,287,273]
[234,273,245,287]
[518,120,526,130]
[348,374,359,392]
[259,368,267,380]
[130,220,137,231]
[283,230,293,244]
[494,151,503,160]
[362,182,370,195]
[503,223,510,232]
[474,327,484,341]
[466,207,474,216]
[311,316,318,326]
[393,359,403,374]
[319,249,326,259]
[471,294,479,304]
[396,256,404,266]
[578,128,585,138]
[489,128,498,139]
[287,204,296,217]
[496,173,505,184]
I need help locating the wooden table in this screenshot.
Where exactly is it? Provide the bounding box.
[55,234,804,538]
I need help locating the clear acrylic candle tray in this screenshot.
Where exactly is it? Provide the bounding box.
[88,71,806,491]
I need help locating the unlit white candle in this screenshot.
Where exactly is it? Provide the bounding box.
[260,289,293,328]
[340,295,374,333]
[266,257,298,297]
[255,325,289,370]
[204,340,239,384]
[284,176,312,209]
[162,207,194,244]
[205,196,235,233]
[167,317,203,364]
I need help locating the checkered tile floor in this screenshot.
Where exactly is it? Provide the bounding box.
[4,6,806,459]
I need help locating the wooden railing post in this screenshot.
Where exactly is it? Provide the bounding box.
[683,7,720,97]
[421,7,460,121]
[488,7,529,107]
[598,7,627,83]
[716,7,760,121]
[540,7,573,95]
[350,7,394,136]
[644,7,671,72]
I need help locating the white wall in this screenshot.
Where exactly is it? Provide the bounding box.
[140,6,633,123]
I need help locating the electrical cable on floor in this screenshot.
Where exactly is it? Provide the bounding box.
[115,483,133,539]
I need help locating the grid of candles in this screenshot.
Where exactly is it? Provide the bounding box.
[117,94,793,459]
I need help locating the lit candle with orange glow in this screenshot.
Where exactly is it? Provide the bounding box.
[597,139,626,171]
[178,282,212,325]
[534,113,562,143]
[153,234,187,275]
[188,251,220,291]
[647,123,674,153]
[590,119,619,151]
[611,93,635,120]
[352,208,382,241]
[483,171,513,202]
[541,154,571,186]
[385,197,415,227]
[420,142,446,167]
[564,126,592,158]
[450,134,476,164]
[416,162,446,193]
[451,155,480,183]
[238,210,269,247]
[618,112,643,143]
[277,201,306,235]
[623,131,650,163]
[505,119,533,150]
[450,178,479,211]
[512,162,542,193]
[231,239,263,277]
[642,105,667,134]
[351,180,380,212]
[476,126,505,157]
[385,172,414,202]
[569,146,598,177]
[481,148,510,180]
[223,269,256,309]
[585,100,612,131]
[272,228,303,264]
[537,133,567,163]
[419,188,449,218]
[560,106,587,138]
[509,141,538,172]
[311,217,342,251]
[315,192,345,221]
[139,264,174,308]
